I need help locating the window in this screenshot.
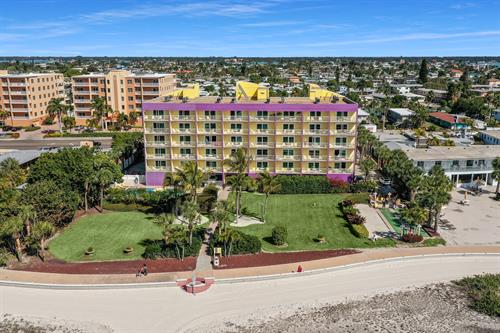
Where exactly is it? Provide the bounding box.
[205,148,217,156]
[256,149,268,157]
[283,162,294,169]
[153,110,164,117]
[206,161,217,168]
[180,135,191,143]
[257,161,268,169]
[466,160,474,167]
[179,110,190,119]
[283,111,295,118]
[452,160,460,167]
[257,111,268,119]
[128,88,133,93]
[155,160,166,168]
[417,161,424,168]
[180,148,191,155]
[309,150,320,158]
[153,122,165,130]
[337,111,349,119]
[230,123,242,131]
[334,149,347,159]
[154,148,166,156]
[153,135,165,143]
[310,111,321,118]
[435,161,442,166]
[283,123,294,131]
[205,110,216,119]
[128,96,134,101]
[283,149,294,156]
[179,123,190,131]
[336,124,348,132]
[257,136,268,145]
[230,110,242,119]
[478,159,486,166]
[283,136,294,143]
[309,124,321,131]
[257,123,268,131]
[334,162,347,169]
[204,123,216,131]
[127,80,133,84]
[308,162,320,169]
[205,135,217,143]
[309,137,321,145]
[231,136,242,143]
[335,137,347,146]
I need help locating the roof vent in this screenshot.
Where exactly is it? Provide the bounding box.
[280,96,285,104]
[216,96,222,103]
[266,98,271,104]
[231,97,236,103]
[314,97,320,104]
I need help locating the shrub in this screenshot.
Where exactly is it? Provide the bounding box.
[231,232,261,254]
[24,126,41,132]
[342,205,359,216]
[340,199,353,208]
[401,234,423,243]
[348,214,366,225]
[197,184,219,213]
[349,223,369,238]
[0,248,10,267]
[454,274,500,317]
[45,132,63,138]
[423,237,446,247]
[143,235,202,260]
[271,225,288,246]
[43,117,54,125]
[329,179,350,193]
[350,180,378,193]
[275,175,332,194]
[10,132,20,139]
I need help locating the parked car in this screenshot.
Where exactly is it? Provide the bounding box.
[379,177,392,186]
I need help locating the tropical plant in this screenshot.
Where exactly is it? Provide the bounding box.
[224,148,252,223]
[359,158,377,179]
[226,173,250,222]
[62,116,76,132]
[271,225,288,246]
[179,200,202,245]
[128,111,139,125]
[91,96,112,129]
[154,213,175,244]
[414,128,426,147]
[31,221,55,261]
[219,226,241,256]
[0,158,26,188]
[46,97,66,133]
[401,205,427,234]
[17,205,36,237]
[0,216,24,261]
[171,161,209,203]
[257,172,281,222]
[210,200,234,235]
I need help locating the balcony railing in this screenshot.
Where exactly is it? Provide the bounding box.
[255,155,275,160]
[144,115,167,121]
[145,128,169,134]
[146,154,167,159]
[4,82,27,87]
[142,90,160,95]
[146,142,168,147]
[9,91,27,95]
[335,116,356,122]
[224,116,244,121]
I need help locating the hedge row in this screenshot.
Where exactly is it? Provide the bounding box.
[349,223,369,238]
[339,199,369,239]
[143,237,202,260]
[272,175,377,194]
[211,229,262,255]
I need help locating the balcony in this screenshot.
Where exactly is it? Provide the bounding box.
[335,116,356,123]
[332,155,352,161]
[200,155,221,160]
[172,154,196,160]
[255,155,275,160]
[227,141,244,147]
[146,154,167,160]
[9,90,27,95]
[171,128,195,134]
[146,142,168,148]
[303,155,327,161]
[306,116,325,122]
[277,168,300,174]
[226,128,243,134]
[74,99,92,103]
[224,116,244,121]
[171,116,195,121]
[201,115,221,121]
[140,83,159,87]
[250,116,275,121]
[332,143,354,148]
[198,141,222,147]
[303,142,327,148]
[198,128,221,134]
[277,155,300,161]
[4,82,27,87]
[144,115,167,121]
[304,168,327,174]
[332,129,356,135]
[73,82,91,87]
[250,142,274,148]
[148,166,171,172]
[304,129,328,135]
[276,142,299,148]
[251,129,273,134]
[145,128,169,134]
[142,90,160,95]
[276,116,300,122]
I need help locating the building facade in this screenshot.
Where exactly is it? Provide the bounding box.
[0,71,65,126]
[72,70,176,125]
[404,145,500,186]
[479,130,500,145]
[143,82,358,187]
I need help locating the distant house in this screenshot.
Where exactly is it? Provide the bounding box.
[479,130,500,145]
[388,108,414,125]
[429,112,468,129]
[357,109,369,123]
[450,69,463,79]
[415,88,447,102]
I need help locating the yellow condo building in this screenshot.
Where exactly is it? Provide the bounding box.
[142,82,358,186]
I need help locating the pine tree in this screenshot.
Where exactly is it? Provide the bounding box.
[418,59,428,84]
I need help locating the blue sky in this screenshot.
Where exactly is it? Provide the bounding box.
[1,0,499,56]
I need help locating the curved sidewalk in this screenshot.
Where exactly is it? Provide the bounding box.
[1,246,499,286]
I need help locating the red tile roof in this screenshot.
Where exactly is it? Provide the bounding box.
[429,112,465,124]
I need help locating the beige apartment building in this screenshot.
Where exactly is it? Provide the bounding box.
[72,70,176,125]
[0,70,65,127]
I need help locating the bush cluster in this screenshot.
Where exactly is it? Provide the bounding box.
[271,225,288,246]
[24,126,41,132]
[211,230,262,255]
[454,274,500,317]
[272,175,377,195]
[106,188,183,213]
[339,199,368,238]
[143,237,202,260]
[197,184,219,214]
[401,234,423,243]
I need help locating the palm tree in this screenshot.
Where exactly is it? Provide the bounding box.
[219,226,240,256]
[0,216,24,261]
[179,200,202,246]
[163,172,184,216]
[94,169,115,211]
[492,157,500,196]
[175,161,209,202]
[0,108,10,126]
[359,158,377,179]
[226,173,249,223]
[63,116,76,133]
[86,117,99,129]
[414,128,426,147]
[169,225,189,260]
[210,200,234,235]
[32,221,54,261]
[46,97,66,133]
[401,205,427,235]
[224,147,251,174]
[128,111,139,125]
[17,205,36,237]
[154,213,175,244]
[117,113,129,130]
[257,172,281,222]
[91,96,112,130]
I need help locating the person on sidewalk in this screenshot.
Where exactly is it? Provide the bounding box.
[142,263,148,276]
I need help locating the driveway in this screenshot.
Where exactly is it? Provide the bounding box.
[440,188,500,246]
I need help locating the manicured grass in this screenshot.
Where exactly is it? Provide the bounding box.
[236,192,395,252]
[381,208,430,237]
[49,211,163,262]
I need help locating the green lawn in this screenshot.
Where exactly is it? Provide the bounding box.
[380,208,430,237]
[49,211,163,262]
[236,192,395,252]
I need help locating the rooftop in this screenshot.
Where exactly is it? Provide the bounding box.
[480,129,500,140]
[404,145,500,161]
[148,95,351,105]
[429,112,466,124]
[0,72,61,78]
[389,108,414,116]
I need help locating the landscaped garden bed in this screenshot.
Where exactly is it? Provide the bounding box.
[380,208,431,237]
[14,257,196,274]
[215,249,360,269]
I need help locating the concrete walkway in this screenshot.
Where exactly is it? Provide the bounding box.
[194,221,217,277]
[356,204,393,238]
[1,246,499,285]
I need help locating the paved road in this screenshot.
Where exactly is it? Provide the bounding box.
[1,255,498,332]
[0,138,112,150]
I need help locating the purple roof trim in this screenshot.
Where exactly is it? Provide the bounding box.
[143,102,357,112]
[146,172,165,187]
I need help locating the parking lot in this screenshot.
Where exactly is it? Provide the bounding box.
[440,187,500,246]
